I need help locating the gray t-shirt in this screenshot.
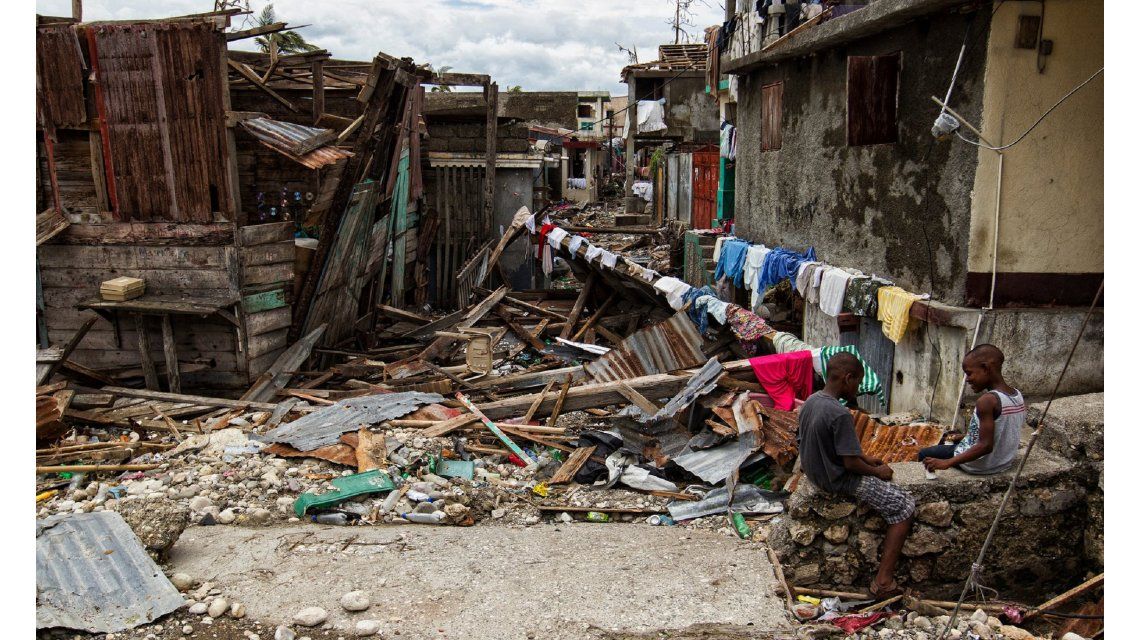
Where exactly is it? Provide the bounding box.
[797,392,863,494]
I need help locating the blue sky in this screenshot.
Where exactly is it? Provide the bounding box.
[35,0,725,96]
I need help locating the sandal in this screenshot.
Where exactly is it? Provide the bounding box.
[869,579,903,600]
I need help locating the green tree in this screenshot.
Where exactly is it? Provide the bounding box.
[428,65,454,93]
[508,85,523,93]
[253,4,320,54]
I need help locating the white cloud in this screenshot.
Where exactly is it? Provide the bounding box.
[35,0,724,95]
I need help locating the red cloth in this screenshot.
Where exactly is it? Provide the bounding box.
[747,350,814,411]
[828,612,890,634]
[537,223,556,259]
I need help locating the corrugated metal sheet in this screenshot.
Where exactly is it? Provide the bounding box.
[36,25,87,128]
[90,20,231,222]
[241,117,338,157]
[585,312,706,382]
[855,413,943,463]
[668,484,784,521]
[259,391,445,451]
[37,512,184,633]
[292,145,353,170]
[674,393,759,484]
[754,402,799,465]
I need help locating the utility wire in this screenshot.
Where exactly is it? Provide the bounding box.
[955,67,1104,151]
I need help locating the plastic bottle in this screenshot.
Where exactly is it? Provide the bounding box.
[730,512,752,539]
[406,490,433,503]
[311,512,349,525]
[379,488,403,514]
[402,511,445,524]
[585,511,611,523]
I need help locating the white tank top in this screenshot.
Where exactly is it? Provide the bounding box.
[954,389,1025,474]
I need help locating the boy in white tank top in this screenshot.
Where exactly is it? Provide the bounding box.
[919,344,1026,475]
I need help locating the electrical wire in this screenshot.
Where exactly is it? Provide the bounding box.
[955,67,1104,151]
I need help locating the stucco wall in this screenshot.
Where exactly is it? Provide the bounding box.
[967,1,1104,277]
[734,9,991,305]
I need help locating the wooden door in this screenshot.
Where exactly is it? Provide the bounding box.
[691,150,719,229]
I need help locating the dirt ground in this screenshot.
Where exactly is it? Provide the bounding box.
[153,522,793,640]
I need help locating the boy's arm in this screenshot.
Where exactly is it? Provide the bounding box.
[926,393,998,470]
[833,414,892,480]
[842,454,893,481]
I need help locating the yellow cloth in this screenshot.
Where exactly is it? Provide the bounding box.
[876,286,923,343]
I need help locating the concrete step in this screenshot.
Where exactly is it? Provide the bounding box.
[614,214,653,226]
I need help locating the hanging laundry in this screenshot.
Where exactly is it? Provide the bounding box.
[772,331,812,355]
[547,227,569,250]
[712,235,728,263]
[743,245,771,310]
[567,235,587,255]
[714,238,750,288]
[805,263,826,305]
[706,297,729,324]
[538,223,556,275]
[653,276,691,310]
[584,245,604,264]
[600,251,618,269]
[725,304,776,356]
[818,345,886,406]
[844,275,891,317]
[758,246,818,293]
[818,266,856,317]
[748,350,815,411]
[795,261,821,297]
[636,99,667,133]
[682,286,717,335]
[877,286,925,344]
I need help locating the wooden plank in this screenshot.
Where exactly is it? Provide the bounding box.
[545,375,573,428]
[242,288,288,313]
[248,328,289,358]
[226,21,287,41]
[431,72,490,87]
[239,221,294,246]
[160,315,181,393]
[483,82,498,232]
[40,267,233,290]
[312,59,325,124]
[245,306,292,336]
[499,312,548,353]
[50,222,235,246]
[133,315,159,390]
[38,245,231,269]
[241,324,326,402]
[550,445,598,484]
[419,413,480,438]
[616,381,660,415]
[523,381,557,424]
[37,315,97,386]
[1025,574,1104,621]
[243,262,294,287]
[101,386,279,411]
[455,392,535,464]
[228,59,299,112]
[241,241,294,267]
[559,272,597,339]
[477,371,691,421]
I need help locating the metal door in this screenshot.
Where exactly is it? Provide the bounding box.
[691,150,719,229]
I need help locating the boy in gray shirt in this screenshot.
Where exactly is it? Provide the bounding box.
[797,352,915,599]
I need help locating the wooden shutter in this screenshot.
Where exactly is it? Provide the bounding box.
[761,81,783,151]
[847,54,900,146]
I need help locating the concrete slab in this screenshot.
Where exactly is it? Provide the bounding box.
[167,523,792,640]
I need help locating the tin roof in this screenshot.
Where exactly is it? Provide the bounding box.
[37,512,184,633]
[585,312,707,382]
[259,391,445,451]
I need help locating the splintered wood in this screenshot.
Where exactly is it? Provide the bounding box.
[550,445,597,484]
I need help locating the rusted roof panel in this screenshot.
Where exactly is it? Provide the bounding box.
[584,312,706,382]
[241,117,338,156]
[37,512,184,633]
[36,25,87,128]
[855,413,943,463]
[90,20,231,222]
[260,391,445,451]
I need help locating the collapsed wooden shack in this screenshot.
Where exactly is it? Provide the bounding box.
[35,9,426,392]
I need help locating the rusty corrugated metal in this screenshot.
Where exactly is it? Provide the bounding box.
[240,117,338,156]
[584,311,706,382]
[856,413,943,463]
[754,402,799,465]
[292,145,353,169]
[37,512,184,633]
[36,25,87,129]
[90,20,231,222]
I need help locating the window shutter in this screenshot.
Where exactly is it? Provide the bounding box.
[847,54,900,146]
[761,82,783,151]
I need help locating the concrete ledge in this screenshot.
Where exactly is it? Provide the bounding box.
[769,446,1093,597]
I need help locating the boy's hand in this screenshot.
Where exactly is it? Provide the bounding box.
[875,465,894,482]
[924,458,953,472]
[864,455,884,467]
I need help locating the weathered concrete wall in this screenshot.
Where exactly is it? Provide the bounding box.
[734,9,991,305]
[631,74,720,144]
[968,0,1104,277]
[425,120,531,154]
[770,453,1090,597]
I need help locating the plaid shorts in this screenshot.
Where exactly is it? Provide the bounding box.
[854,475,916,525]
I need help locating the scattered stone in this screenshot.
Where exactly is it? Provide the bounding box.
[217,508,236,525]
[340,590,371,612]
[207,598,229,618]
[796,623,843,639]
[247,508,272,526]
[970,609,988,623]
[913,616,932,631]
[170,573,194,591]
[182,625,194,635]
[275,626,297,640]
[1060,633,1089,640]
[113,497,189,561]
[294,607,329,627]
[812,501,856,520]
[354,620,381,637]
[230,601,247,618]
[1000,626,1035,640]
[188,496,212,511]
[789,521,819,546]
[902,525,951,557]
[188,603,208,615]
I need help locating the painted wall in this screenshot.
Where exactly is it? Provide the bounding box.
[734,9,991,305]
[967,1,1104,278]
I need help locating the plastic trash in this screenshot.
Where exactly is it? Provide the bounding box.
[646,515,675,526]
[311,512,349,525]
[585,511,611,523]
[406,490,433,503]
[730,512,752,539]
[402,511,445,524]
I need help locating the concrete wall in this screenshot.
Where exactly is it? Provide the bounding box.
[734,9,990,305]
[967,1,1104,278]
[425,120,531,154]
[630,74,720,144]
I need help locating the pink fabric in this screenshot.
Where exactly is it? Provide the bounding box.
[747,351,814,411]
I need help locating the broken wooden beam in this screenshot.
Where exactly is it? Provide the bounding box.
[559,272,597,339]
[99,387,278,411]
[550,445,597,484]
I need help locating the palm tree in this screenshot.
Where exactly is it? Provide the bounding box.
[253,4,319,54]
[428,65,454,93]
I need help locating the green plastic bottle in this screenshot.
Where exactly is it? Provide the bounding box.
[585,511,611,523]
[730,512,752,539]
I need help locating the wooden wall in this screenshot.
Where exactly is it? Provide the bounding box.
[237,221,296,379]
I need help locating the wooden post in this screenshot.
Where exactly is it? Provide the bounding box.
[312,59,325,125]
[72,0,82,21]
[483,82,499,232]
[132,314,160,391]
[559,272,597,339]
[159,315,181,394]
[624,85,639,213]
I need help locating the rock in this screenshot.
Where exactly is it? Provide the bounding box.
[170,573,194,591]
[885,617,904,630]
[1060,634,1088,640]
[969,621,994,640]
[230,601,247,618]
[559,512,573,523]
[217,508,236,524]
[491,508,506,519]
[913,616,932,631]
[789,521,819,546]
[293,607,328,627]
[355,620,381,636]
[182,625,193,635]
[113,497,189,561]
[340,590,371,612]
[188,603,208,615]
[1000,626,1035,640]
[188,496,212,511]
[916,501,953,527]
[823,524,849,544]
[970,609,988,623]
[247,508,272,526]
[275,626,297,640]
[856,531,881,562]
[207,598,229,618]
[812,501,857,520]
[902,525,951,557]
